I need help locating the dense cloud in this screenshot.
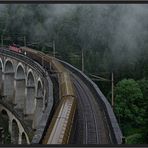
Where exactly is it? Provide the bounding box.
[0,4,148,70]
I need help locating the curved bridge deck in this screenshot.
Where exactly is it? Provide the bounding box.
[71,73,111,144]
[0,47,122,144]
[59,60,123,144]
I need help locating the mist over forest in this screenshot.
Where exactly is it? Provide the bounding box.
[0,4,148,144]
[1,4,148,76]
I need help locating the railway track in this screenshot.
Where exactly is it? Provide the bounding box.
[19,47,122,144]
[70,73,111,144]
[0,47,122,144]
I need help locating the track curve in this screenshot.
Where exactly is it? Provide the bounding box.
[70,73,111,144]
[59,60,122,144]
[20,47,122,144]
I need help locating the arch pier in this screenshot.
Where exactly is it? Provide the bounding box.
[0,50,53,144]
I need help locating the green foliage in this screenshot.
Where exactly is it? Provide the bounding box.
[126,133,144,144]
[114,78,148,143]
[137,78,148,101]
[137,79,148,143]
[0,114,11,144]
[114,79,144,134]
[1,4,148,144]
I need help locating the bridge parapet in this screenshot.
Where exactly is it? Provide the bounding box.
[58,59,123,144]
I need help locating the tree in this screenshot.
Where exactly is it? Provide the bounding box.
[114,79,144,135]
[137,79,148,143]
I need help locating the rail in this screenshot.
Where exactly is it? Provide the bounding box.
[58,59,123,144]
[20,47,76,144]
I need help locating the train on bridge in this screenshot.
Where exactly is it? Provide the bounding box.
[21,46,77,144]
[9,44,22,53]
[2,44,122,144]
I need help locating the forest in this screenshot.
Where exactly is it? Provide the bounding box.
[0,4,148,144]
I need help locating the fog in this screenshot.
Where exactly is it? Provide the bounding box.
[0,4,148,69]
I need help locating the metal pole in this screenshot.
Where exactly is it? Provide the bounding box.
[53,40,55,57]
[42,56,44,68]
[81,49,84,72]
[111,72,114,109]
[1,35,3,47]
[24,36,26,46]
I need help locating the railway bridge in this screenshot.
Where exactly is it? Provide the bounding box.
[0,47,122,144]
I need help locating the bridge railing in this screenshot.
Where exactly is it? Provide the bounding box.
[58,59,123,144]
[0,48,45,77]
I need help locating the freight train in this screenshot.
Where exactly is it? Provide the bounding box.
[19,46,77,144]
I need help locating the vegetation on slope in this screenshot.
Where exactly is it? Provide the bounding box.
[0,4,148,144]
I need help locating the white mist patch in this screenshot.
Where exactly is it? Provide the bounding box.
[1,4,148,67]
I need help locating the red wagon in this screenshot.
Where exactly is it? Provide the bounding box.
[9,44,22,53]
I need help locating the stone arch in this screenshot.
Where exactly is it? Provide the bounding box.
[36,79,43,98]
[0,109,9,130]
[0,109,11,144]
[0,58,3,94]
[14,63,26,110]
[1,109,9,121]
[1,109,8,115]
[21,132,27,144]
[4,60,14,73]
[26,69,35,87]
[15,63,25,79]
[3,60,15,103]
[11,119,19,144]
[34,79,44,129]
[25,70,35,116]
[0,58,3,71]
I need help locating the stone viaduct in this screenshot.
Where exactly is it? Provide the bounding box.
[0,48,123,145]
[0,49,53,144]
